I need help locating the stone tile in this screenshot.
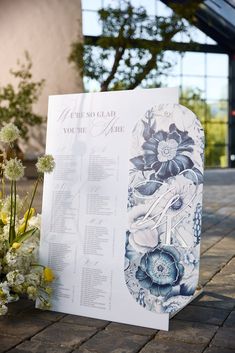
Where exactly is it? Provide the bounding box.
[19,308,65,322]
[0,317,50,339]
[175,304,229,326]
[209,272,235,286]
[8,341,71,353]
[106,322,157,336]
[220,257,235,275]
[74,330,150,353]
[200,236,223,255]
[204,347,235,353]
[156,320,217,345]
[204,283,235,299]
[191,291,235,311]
[61,314,109,328]
[0,335,23,353]
[223,311,235,327]
[139,339,205,353]
[32,322,96,348]
[199,255,229,285]
[212,327,235,349]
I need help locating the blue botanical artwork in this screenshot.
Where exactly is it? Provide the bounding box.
[125,104,204,316]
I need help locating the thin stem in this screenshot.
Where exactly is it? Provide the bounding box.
[1,149,7,199]
[13,181,17,233]
[9,180,15,244]
[23,177,40,233]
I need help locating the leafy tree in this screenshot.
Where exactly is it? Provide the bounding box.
[0,52,45,141]
[69,1,200,91]
[180,88,227,167]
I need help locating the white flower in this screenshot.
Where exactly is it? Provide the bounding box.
[6,270,25,287]
[0,123,20,144]
[27,286,37,300]
[4,158,25,181]
[0,304,8,315]
[36,155,55,174]
[25,272,41,287]
[157,175,196,217]
[28,214,41,230]
[128,203,164,253]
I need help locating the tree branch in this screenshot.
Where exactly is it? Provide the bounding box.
[100,46,125,91]
[100,17,129,91]
[128,52,158,90]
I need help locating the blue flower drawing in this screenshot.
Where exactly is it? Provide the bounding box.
[136,246,184,297]
[125,104,204,315]
[131,123,194,180]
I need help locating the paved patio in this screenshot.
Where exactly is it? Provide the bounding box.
[1,169,235,353]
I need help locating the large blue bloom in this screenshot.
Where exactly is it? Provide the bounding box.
[131,124,194,180]
[136,246,184,297]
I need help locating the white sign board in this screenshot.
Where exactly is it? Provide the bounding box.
[39,88,204,331]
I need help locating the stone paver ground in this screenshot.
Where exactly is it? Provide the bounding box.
[1,169,235,353]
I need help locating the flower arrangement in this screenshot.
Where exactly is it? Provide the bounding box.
[0,123,55,315]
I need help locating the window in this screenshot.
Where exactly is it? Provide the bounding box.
[81,0,229,167]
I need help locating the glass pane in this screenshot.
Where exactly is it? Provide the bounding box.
[182,52,205,76]
[130,0,155,14]
[103,0,120,7]
[156,0,173,17]
[205,122,228,146]
[206,77,228,100]
[205,144,228,168]
[159,75,181,87]
[206,54,229,77]
[205,35,217,45]
[162,51,181,75]
[82,11,102,35]
[182,76,206,99]
[188,27,206,44]
[82,0,102,11]
[180,97,207,124]
[84,77,101,92]
[206,100,228,122]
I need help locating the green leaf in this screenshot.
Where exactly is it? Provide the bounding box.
[12,227,37,245]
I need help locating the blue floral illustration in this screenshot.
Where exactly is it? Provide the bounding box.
[125,104,204,315]
[136,245,184,297]
[131,123,194,180]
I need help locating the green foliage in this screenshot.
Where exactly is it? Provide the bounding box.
[180,88,227,167]
[0,52,45,140]
[69,1,199,91]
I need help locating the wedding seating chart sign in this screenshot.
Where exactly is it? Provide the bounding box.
[39,88,204,331]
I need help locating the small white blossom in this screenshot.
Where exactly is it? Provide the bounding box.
[28,214,41,230]
[0,123,20,144]
[4,158,25,181]
[36,155,55,174]
[27,286,37,300]
[0,304,8,315]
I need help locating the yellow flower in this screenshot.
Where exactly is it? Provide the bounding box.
[23,208,35,221]
[18,223,26,234]
[0,212,8,225]
[12,242,21,250]
[43,267,54,282]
